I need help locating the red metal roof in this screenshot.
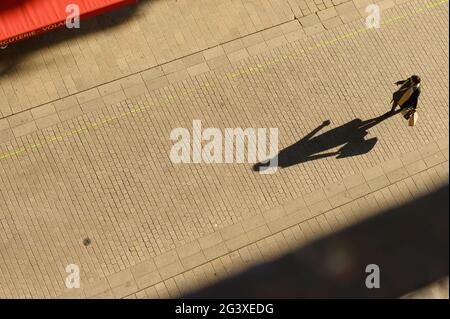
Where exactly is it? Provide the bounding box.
[0,0,137,47]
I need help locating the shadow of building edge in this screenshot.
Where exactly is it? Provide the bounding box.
[187,184,449,299]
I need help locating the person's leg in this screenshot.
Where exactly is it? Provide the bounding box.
[399,105,413,119]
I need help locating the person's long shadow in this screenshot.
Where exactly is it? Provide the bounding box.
[253,111,398,171]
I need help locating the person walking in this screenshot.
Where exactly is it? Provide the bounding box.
[390,75,421,114]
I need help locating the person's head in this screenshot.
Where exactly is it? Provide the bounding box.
[411,75,421,84]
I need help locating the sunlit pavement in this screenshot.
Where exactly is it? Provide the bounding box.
[0,0,448,298]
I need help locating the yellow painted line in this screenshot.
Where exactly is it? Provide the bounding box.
[14,148,27,155]
[0,0,447,163]
[70,128,88,134]
[226,0,448,78]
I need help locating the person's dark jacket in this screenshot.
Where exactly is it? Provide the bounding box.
[392,78,421,110]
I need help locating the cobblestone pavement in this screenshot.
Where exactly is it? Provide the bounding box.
[124,158,449,299]
[0,0,448,298]
[0,0,424,120]
[0,0,294,117]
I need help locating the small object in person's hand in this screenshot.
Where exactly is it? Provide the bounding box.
[408,111,419,126]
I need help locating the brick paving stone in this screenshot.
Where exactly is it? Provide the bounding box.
[246,225,272,243]
[347,182,372,199]
[406,159,428,175]
[436,137,449,151]
[309,199,333,216]
[135,270,162,290]
[176,240,202,260]
[223,39,245,54]
[285,29,308,42]
[203,46,226,61]
[363,165,385,181]
[304,23,326,35]
[262,206,287,223]
[154,251,179,269]
[35,114,61,130]
[368,174,391,191]
[207,55,232,70]
[130,259,157,279]
[318,7,339,20]
[144,286,159,299]
[303,189,327,205]
[111,280,138,299]
[424,152,446,168]
[8,111,33,128]
[225,233,252,251]
[378,0,396,10]
[238,246,255,266]
[299,14,322,27]
[158,261,184,281]
[31,104,57,120]
[83,279,111,298]
[353,0,374,8]
[92,289,115,299]
[336,1,362,23]
[443,150,450,161]
[329,191,353,207]
[164,278,181,298]
[247,42,270,56]
[386,166,410,183]
[322,16,343,30]
[240,214,266,232]
[181,252,207,270]
[382,158,404,174]
[322,181,347,197]
[342,173,366,189]
[154,282,170,299]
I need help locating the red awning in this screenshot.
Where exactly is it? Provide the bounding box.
[0,0,138,47]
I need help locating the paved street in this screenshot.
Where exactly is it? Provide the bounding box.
[0,0,296,117]
[0,0,448,298]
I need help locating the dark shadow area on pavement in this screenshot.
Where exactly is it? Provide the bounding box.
[253,111,399,171]
[188,184,449,298]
